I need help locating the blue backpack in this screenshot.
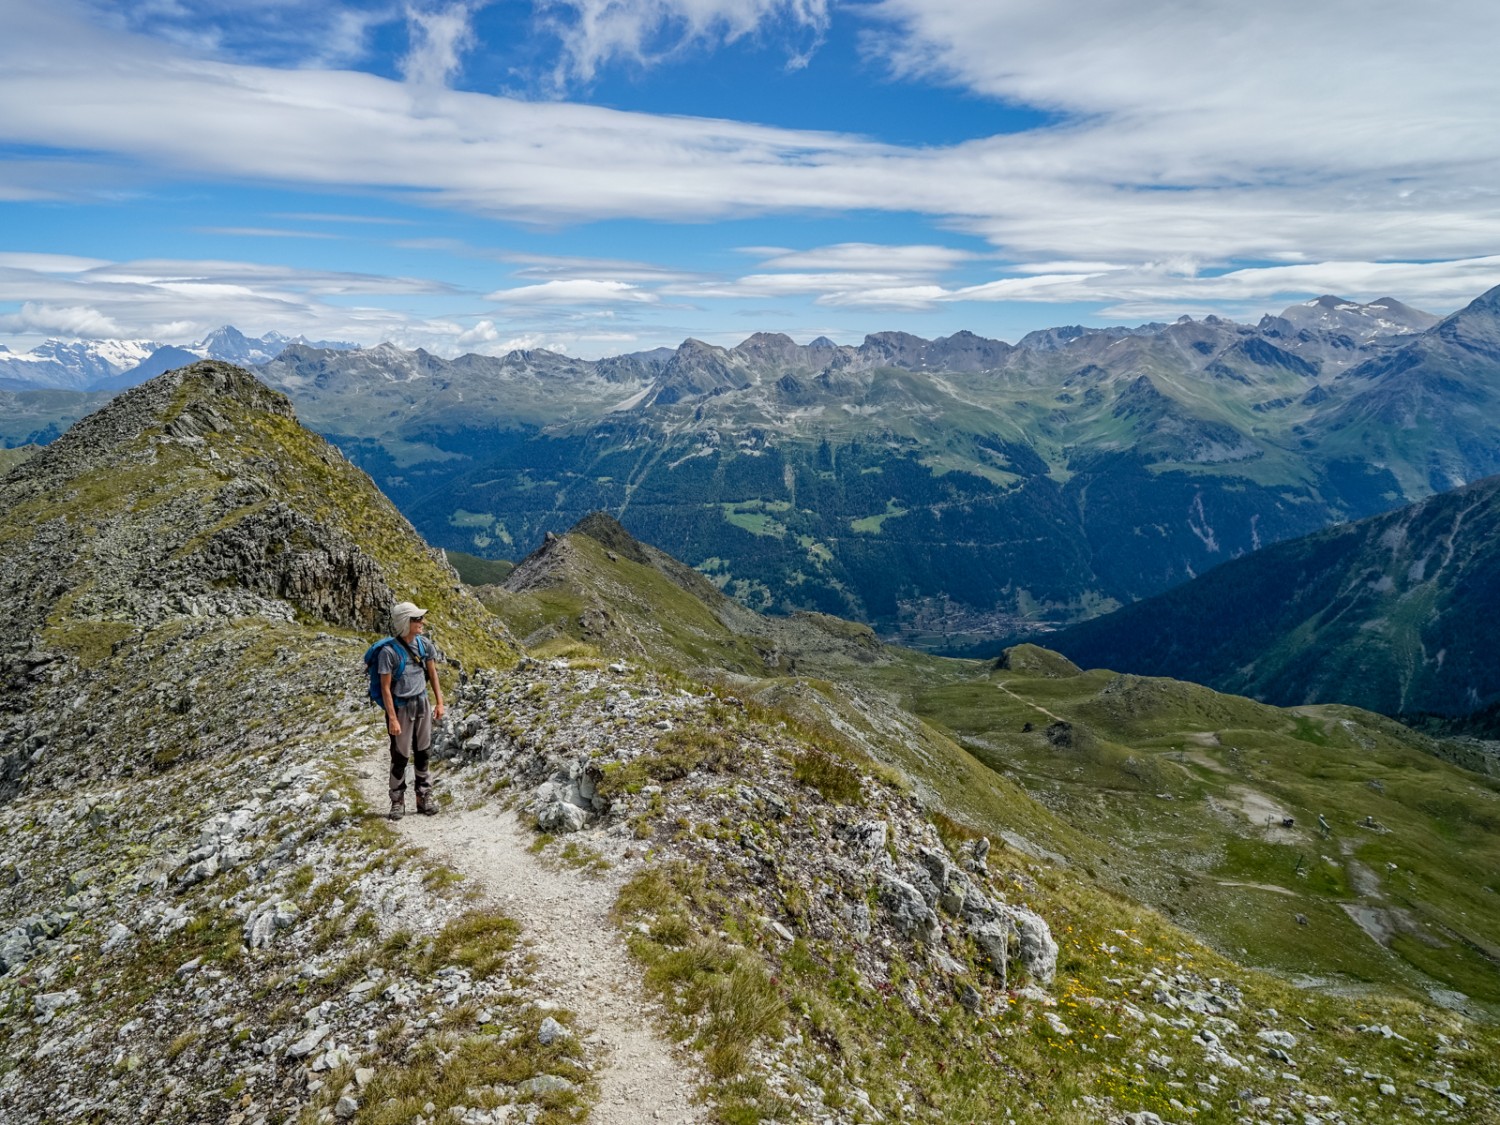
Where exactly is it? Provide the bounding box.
[364,635,431,706]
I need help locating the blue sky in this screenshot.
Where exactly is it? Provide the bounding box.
[2,0,1500,357]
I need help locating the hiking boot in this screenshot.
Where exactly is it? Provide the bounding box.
[416,795,439,817]
[389,799,405,821]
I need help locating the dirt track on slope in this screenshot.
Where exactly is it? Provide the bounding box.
[360,760,707,1125]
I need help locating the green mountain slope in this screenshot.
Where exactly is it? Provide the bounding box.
[913,663,1500,1014]
[482,511,1500,1021]
[1044,473,1500,724]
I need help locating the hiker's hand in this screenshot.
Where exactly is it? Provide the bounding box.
[434,701,445,721]
[387,715,402,736]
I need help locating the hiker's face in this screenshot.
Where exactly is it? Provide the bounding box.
[407,617,425,639]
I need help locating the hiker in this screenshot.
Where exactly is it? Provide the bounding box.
[378,601,445,820]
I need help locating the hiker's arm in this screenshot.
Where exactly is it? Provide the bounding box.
[381,673,401,736]
[426,659,445,720]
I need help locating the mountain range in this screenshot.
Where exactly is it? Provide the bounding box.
[257,287,1500,648]
[4,289,1500,655]
[0,325,353,393]
[1043,471,1500,725]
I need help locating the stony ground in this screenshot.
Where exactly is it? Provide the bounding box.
[361,765,706,1125]
[4,638,1498,1124]
[409,657,1500,1125]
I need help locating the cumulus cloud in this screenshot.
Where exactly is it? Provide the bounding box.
[0,303,126,339]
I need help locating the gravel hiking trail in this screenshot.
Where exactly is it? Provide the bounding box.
[994,680,1065,723]
[359,760,707,1125]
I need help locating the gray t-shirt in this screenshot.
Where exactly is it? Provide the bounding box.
[376,638,429,701]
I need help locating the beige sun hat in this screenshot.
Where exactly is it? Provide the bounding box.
[391,600,429,637]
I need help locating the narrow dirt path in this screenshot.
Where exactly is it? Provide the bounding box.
[359,761,707,1125]
[994,680,1065,723]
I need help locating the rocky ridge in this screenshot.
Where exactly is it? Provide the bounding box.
[0,362,593,1125]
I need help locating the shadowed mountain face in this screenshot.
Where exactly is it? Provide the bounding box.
[10,288,1500,648]
[1044,472,1500,723]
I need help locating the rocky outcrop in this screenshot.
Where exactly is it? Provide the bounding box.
[435,659,1062,1005]
[192,502,392,631]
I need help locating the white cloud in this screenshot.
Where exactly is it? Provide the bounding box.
[397,244,708,283]
[943,256,1500,318]
[0,6,883,223]
[84,0,388,69]
[668,243,979,309]
[744,242,978,273]
[815,284,949,311]
[0,253,114,274]
[682,271,919,299]
[1,302,125,339]
[538,0,829,86]
[498,252,707,284]
[6,1,1500,338]
[0,255,461,347]
[401,2,477,89]
[859,0,1500,265]
[454,322,566,353]
[483,279,659,305]
[12,0,1500,272]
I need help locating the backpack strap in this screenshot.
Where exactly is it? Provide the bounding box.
[393,635,429,700]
